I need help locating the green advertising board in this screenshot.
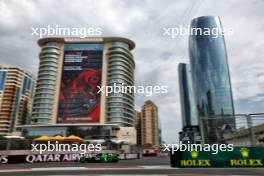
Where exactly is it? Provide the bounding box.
[171,147,264,168]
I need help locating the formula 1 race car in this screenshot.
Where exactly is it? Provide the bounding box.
[79,153,119,163]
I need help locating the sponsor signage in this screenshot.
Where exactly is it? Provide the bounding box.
[0,153,81,164]
[57,43,103,123]
[171,147,264,168]
[0,153,140,164]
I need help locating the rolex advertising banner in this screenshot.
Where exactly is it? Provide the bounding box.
[171,147,264,168]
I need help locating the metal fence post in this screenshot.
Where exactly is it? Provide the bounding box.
[199,117,205,145]
[6,139,11,150]
[246,114,256,146]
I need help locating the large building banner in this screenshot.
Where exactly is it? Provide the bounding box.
[57,43,103,123]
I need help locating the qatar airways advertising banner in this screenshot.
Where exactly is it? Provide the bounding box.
[57,43,103,123]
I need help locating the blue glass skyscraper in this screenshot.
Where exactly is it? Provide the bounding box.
[178,63,198,128]
[189,16,235,143]
[178,63,200,144]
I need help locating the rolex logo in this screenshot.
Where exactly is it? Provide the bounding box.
[191,150,199,158]
[240,148,249,158]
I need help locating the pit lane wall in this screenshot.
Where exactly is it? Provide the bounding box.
[171,147,264,168]
[0,150,140,164]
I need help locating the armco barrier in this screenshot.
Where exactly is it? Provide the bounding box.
[0,151,140,164]
[171,147,264,168]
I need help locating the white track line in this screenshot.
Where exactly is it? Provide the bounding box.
[0,168,32,173]
[0,165,178,173]
[32,167,87,171]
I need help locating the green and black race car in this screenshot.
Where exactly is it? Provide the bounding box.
[79,153,119,163]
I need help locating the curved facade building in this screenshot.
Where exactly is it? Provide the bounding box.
[189,16,234,117]
[107,42,135,126]
[31,37,135,128]
[189,16,235,142]
[32,42,62,124]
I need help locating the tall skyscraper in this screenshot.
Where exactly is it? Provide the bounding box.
[189,16,235,143]
[134,110,142,145]
[178,63,198,128]
[140,100,160,147]
[20,37,136,144]
[178,63,200,143]
[0,65,35,135]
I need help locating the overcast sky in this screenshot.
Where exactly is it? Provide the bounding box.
[0,0,263,143]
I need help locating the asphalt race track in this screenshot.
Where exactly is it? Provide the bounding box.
[0,156,264,175]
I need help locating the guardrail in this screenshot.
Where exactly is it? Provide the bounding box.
[199,113,264,146]
[0,150,141,164]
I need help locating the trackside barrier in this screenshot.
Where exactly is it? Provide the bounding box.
[171,147,264,168]
[0,151,140,164]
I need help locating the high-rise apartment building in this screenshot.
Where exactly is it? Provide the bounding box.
[31,37,135,127]
[189,16,235,143]
[0,65,35,135]
[20,37,136,144]
[140,100,160,147]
